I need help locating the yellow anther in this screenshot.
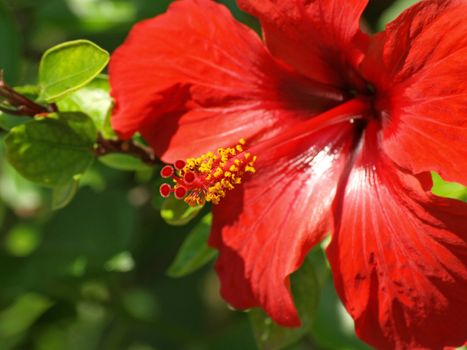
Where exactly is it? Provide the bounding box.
[176,138,257,207]
[245,165,256,173]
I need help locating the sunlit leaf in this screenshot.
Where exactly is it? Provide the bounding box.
[167,213,217,278]
[431,172,467,202]
[39,40,109,102]
[57,75,113,135]
[5,112,97,187]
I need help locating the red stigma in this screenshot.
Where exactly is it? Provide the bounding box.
[174,160,186,170]
[184,171,196,183]
[159,183,172,198]
[158,139,256,207]
[161,165,174,178]
[174,186,187,199]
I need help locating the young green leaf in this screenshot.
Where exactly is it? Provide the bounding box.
[4,112,97,187]
[249,248,327,350]
[57,75,114,135]
[98,153,152,172]
[167,213,217,278]
[39,40,109,102]
[160,195,203,226]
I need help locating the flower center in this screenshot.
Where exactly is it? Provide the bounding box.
[159,139,257,207]
[344,69,387,124]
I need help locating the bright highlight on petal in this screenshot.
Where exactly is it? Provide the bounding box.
[160,139,256,207]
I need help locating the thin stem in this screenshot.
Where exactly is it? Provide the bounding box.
[0,70,52,116]
[94,133,162,166]
[0,70,162,167]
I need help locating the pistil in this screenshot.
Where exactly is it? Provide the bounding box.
[159,139,257,207]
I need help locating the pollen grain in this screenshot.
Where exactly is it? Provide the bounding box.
[159,139,257,207]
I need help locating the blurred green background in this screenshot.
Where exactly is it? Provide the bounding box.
[0,1,465,350]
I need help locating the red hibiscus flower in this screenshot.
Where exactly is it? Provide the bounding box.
[109,0,467,348]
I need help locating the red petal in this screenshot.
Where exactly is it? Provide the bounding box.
[109,0,343,162]
[327,123,467,349]
[237,0,369,86]
[360,0,467,185]
[210,121,357,326]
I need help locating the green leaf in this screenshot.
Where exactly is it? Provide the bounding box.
[39,40,109,102]
[377,0,418,30]
[431,172,467,202]
[0,113,31,131]
[4,112,97,187]
[52,178,80,210]
[0,87,38,130]
[57,75,114,135]
[98,153,152,172]
[250,248,327,350]
[0,293,52,342]
[160,195,203,226]
[167,213,217,278]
